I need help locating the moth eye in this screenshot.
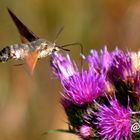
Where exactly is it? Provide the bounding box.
[44,45,48,49]
[42,44,47,49]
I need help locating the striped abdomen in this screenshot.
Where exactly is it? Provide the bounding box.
[0,39,56,63]
[0,43,32,63]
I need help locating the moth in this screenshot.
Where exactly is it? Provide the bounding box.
[0,8,82,74]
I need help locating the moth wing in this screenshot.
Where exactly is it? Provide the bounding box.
[20,36,29,44]
[7,8,39,42]
[25,51,39,75]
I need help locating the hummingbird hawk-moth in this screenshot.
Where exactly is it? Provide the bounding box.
[0,8,83,74]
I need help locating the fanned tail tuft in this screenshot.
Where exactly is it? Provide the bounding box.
[0,46,11,62]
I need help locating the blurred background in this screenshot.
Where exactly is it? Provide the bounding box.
[0,0,140,140]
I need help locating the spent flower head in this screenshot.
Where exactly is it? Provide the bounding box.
[79,125,93,139]
[131,51,140,72]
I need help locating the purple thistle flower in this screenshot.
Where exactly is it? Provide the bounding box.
[51,52,106,105]
[50,52,78,79]
[110,48,132,80]
[62,71,105,105]
[95,98,132,140]
[86,47,133,81]
[86,47,112,73]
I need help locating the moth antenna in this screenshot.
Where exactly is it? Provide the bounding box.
[54,26,64,43]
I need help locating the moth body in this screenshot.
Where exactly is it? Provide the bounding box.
[0,39,59,63]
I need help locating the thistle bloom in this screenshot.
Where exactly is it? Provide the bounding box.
[95,98,132,140]
[62,71,106,105]
[86,47,112,73]
[86,47,132,80]
[51,52,78,79]
[51,52,106,105]
[110,48,132,80]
